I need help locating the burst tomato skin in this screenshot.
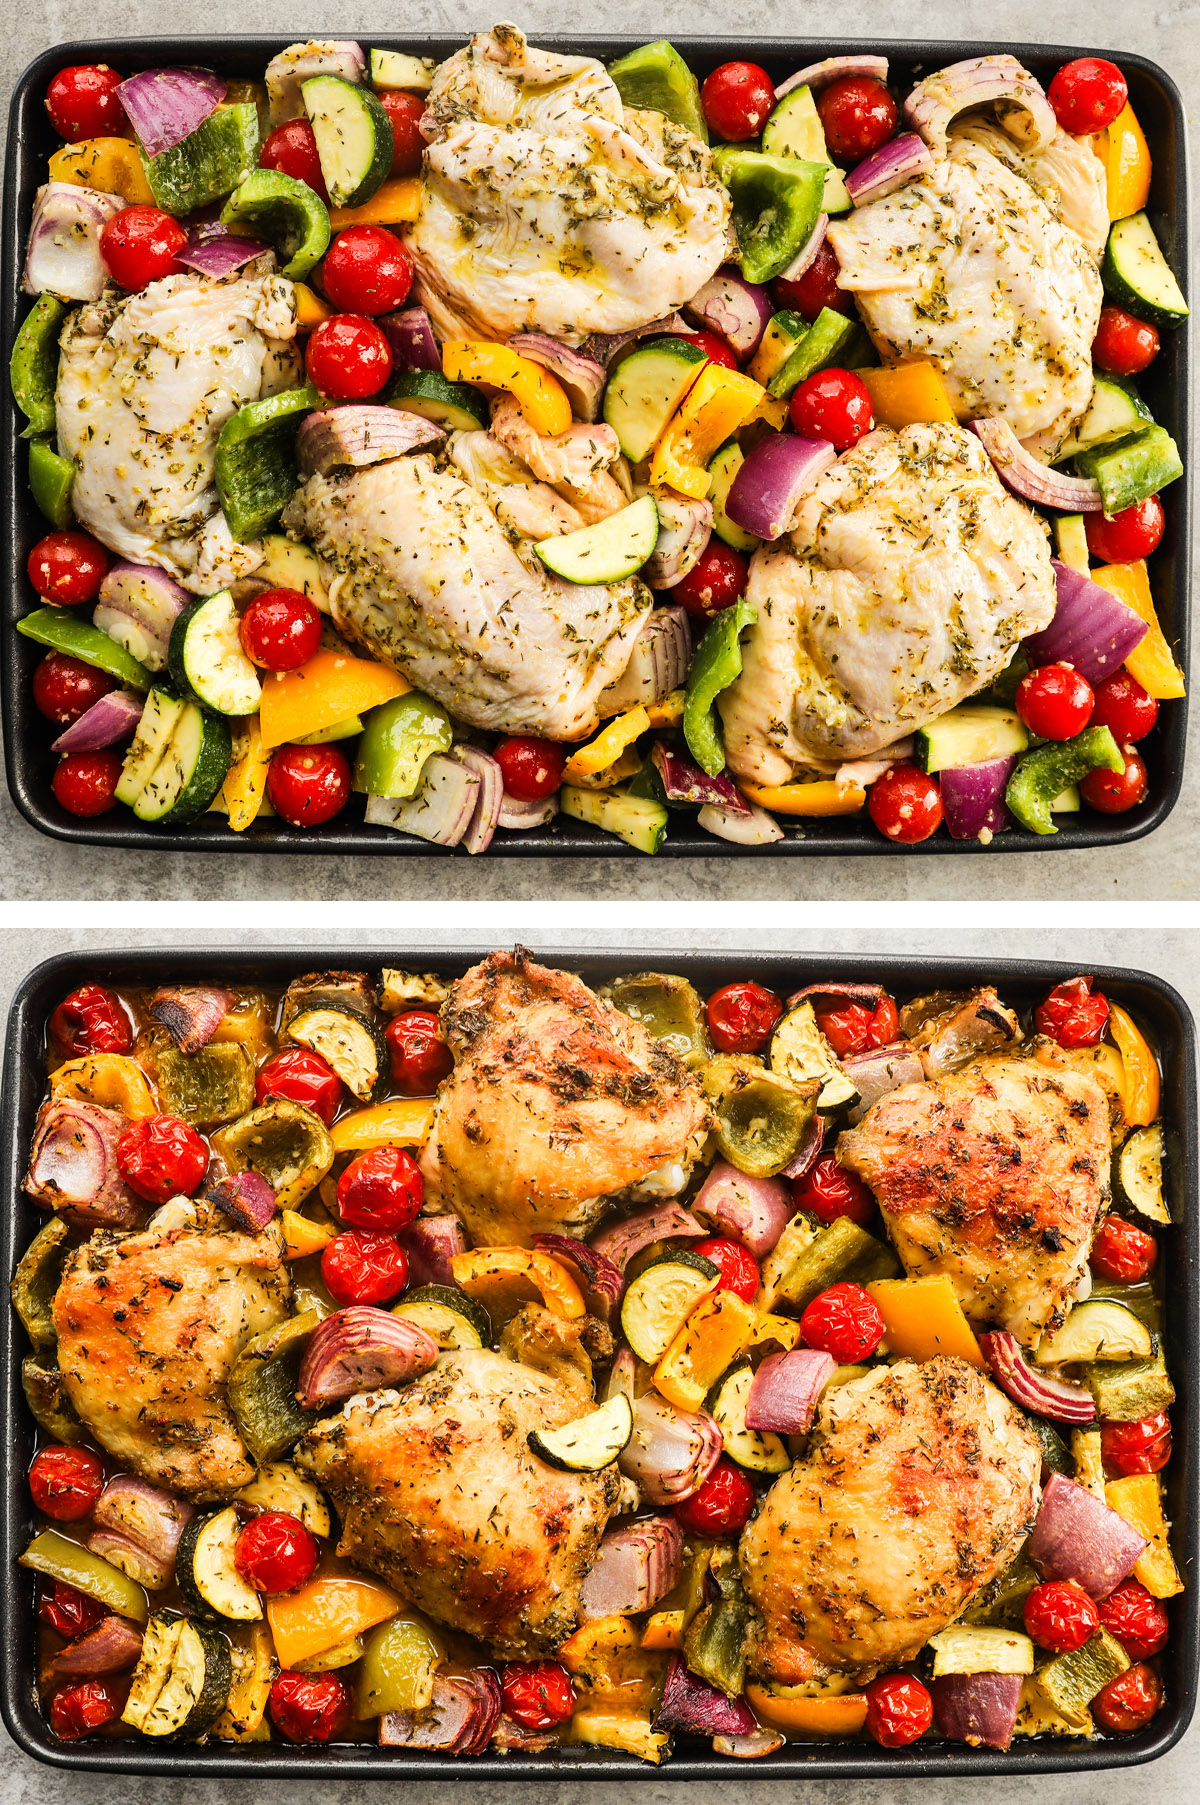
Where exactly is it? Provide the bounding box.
[1049,58,1129,135]
[1081,751,1149,815]
[305,314,392,400]
[29,1446,105,1522]
[801,1282,884,1362]
[336,1146,424,1233]
[266,745,352,828]
[380,90,426,175]
[1035,974,1109,1048]
[321,1230,408,1306]
[1024,1580,1100,1653]
[1090,1214,1157,1284]
[864,1673,932,1747]
[1102,1410,1172,1477]
[46,65,126,141]
[49,984,132,1056]
[868,765,944,843]
[814,994,899,1057]
[772,242,855,321]
[706,981,782,1053]
[117,1113,209,1203]
[321,226,414,315]
[791,1154,874,1228]
[27,531,109,606]
[1017,663,1095,740]
[53,750,123,817]
[493,736,565,802]
[1098,1581,1170,1661]
[701,62,776,142]
[1092,304,1159,376]
[500,1660,577,1729]
[99,206,188,291]
[255,1047,343,1126]
[1093,1661,1163,1733]
[670,542,748,618]
[235,1511,319,1594]
[385,1010,454,1094]
[259,119,328,200]
[269,1670,353,1743]
[33,654,116,726]
[692,1237,761,1301]
[49,1678,123,1741]
[40,1582,108,1641]
[673,1457,757,1536]
[816,76,898,163]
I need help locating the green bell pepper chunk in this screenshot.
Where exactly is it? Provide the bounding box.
[714,148,826,285]
[10,295,67,437]
[20,1529,149,1623]
[608,41,708,143]
[221,168,332,281]
[141,103,262,216]
[214,385,318,542]
[28,439,75,529]
[17,608,152,690]
[683,596,756,776]
[1006,725,1124,835]
[768,306,860,399]
[354,692,453,797]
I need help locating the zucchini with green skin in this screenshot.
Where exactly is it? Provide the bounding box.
[536,495,659,584]
[152,1039,256,1128]
[1085,1350,1174,1422]
[761,85,850,212]
[929,1625,1035,1676]
[707,1363,789,1474]
[213,1625,275,1740]
[123,1613,233,1738]
[116,690,187,807]
[11,1216,71,1352]
[621,1250,720,1363]
[393,1284,489,1350]
[211,1097,333,1209]
[131,702,232,825]
[234,1463,331,1535]
[1101,212,1189,330]
[916,705,1028,775]
[1055,375,1152,463]
[1074,425,1183,518]
[1024,1414,1072,1477]
[387,370,489,432]
[10,295,66,436]
[1035,1298,1152,1365]
[1114,1123,1169,1225]
[560,785,668,855]
[529,1393,634,1472]
[228,1310,322,1464]
[303,75,393,207]
[962,1556,1039,1628]
[168,591,263,717]
[176,1507,263,1621]
[215,386,319,543]
[707,442,760,553]
[746,310,807,387]
[769,1000,857,1110]
[602,338,707,464]
[286,1003,387,1103]
[370,49,436,92]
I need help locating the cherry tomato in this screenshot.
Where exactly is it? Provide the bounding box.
[1023,1580,1100,1652]
[500,1660,577,1730]
[1048,58,1128,136]
[791,1153,874,1228]
[266,744,352,828]
[380,90,427,176]
[1102,1410,1172,1477]
[269,1670,352,1743]
[385,1010,454,1095]
[801,1281,884,1362]
[864,1673,932,1747]
[673,1457,757,1536]
[816,77,898,164]
[305,314,392,400]
[1085,496,1165,565]
[321,1230,409,1306]
[32,654,116,727]
[255,1047,343,1127]
[1081,750,1149,815]
[259,119,329,201]
[693,1237,761,1301]
[670,542,749,618]
[1090,670,1159,743]
[700,62,776,142]
[337,1146,424,1232]
[39,1582,107,1642]
[239,588,322,672]
[49,984,132,1056]
[706,981,782,1053]
[868,764,944,844]
[789,367,873,450]
[235,1511,319,1594]
[678,328,738,370]
[493,736,566,802]
[772,242,855,323]
[49,1678,123,1741]
[27,531,109,606]
[1093,1661,1163,1734]
[1092,305,1160,377]
[1098,1581,1170,1661]
[1036,975,1110,1048]
[99,206,187,291]
[1090,1213,1157,1285]
[45,65,125,141]
[321,226,414,316]
[1016,663,1095,740]
[29,1446,105,1522]
[52,750,123,817]
[117,1112,209,1204]
[814,994,899,1058]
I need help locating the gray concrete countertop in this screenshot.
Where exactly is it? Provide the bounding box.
[1,0,1196,900]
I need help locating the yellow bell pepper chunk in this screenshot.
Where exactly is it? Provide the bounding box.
[860,361,956,428]
[259,648,411,749]
[746,1312,804,1354]
[566,745,642,790]
[645,688,686,728]
[328,177,422,229]
[562,706,650,783]
[1090,561,1186,700]
[867,1276,985,1367]
[267,1569,402,1667]
[742,778,866,816]
[746,1682,868,1737]
[559,1615,666,1714]
[442,340,572,436]
[292,282,332,328]
[280,1210,336,1259]
[50,1054,157,1118]
[748,394,789,432]
[48,138,154,204]
[654,1289,757,1411]
[217,717,272,831]
[1105,1475,1183,1598]
[1106,1003,1160,1126]
[649,365,765,499]
[1097,103,1151,221]
[451,1246,585,1319]
[330,1099,436,1152]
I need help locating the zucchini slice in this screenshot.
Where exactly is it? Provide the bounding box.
[124,1614,232,1739]
[283,968,377,1026]
[707,1363,789,1474]
[1035,1298,1153,1365]
[234,1463,331,1536]
[168,592,263,716]
[228,1311,321,1465]
[1114,1124,1169,1225]
[1035,1628,1129,1717]
[769,1001,857,1110]
[211,1097,334,1210]
[1101,211,1189,330]
[115,689,187,809]
[302,74,393,208]
[393,1284,489,1350]
[177,1507,263,1622]
[287,1003,386,1103]
[701,1055,819,1177]
[620,1249,720,1364]
[152,1038,256,1129]
[130,700,232,824]
[775,1216,900,1313]
[928,1624,1034,1677]
[387,370,490,432]
[536,495,659,584]
[529,1393,634,1472]
[11,1216,71,1352]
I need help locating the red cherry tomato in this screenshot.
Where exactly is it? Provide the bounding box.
[692,1237,761,1301]
[337,1146,424,1233]
[864,1673,932,1747]
[670,542,749,618]
[49,984,132,1056]
[29,1446,105,1522]
[1102,1410,1172,1477]
[1023,1580,1100,1652]
[27,531,109,606]
[816,77,898,164]
[500,1660,577,1730]
[706,981,782,1053]
[266,744,352,828]
[1093,1661,1163,1734]
[45,66,125,141]
[321,1230,409,1306]
[493,735,566,802]
[868,764,944,844]
[1092,305,1160,377]
[99,206,187,291]
[1085,496,1165,565]
[380,90,427,176]
[1048,58,1129,136]
[235,1511,319,1594]
[1090,670,1159,743]
[52,750,123,817]
[700,62,776,142]
[39,1582,108,1642]
[305,314,392,400]
[239,588,322,672]
[321,226,414,316]
[255,1047,343,1127]
[32,654,116,727]
[269,1670,353,1743]
[1081,750,1149,815]
[673,1456,757,1536]
[259,119,329,201]
[117,1112,209,1204]
[789,367,873,450]
[385,1010,454,1095]
[677,328,738,370]
[1090,1213,1157,1285]
[772,242,855,323]
[814,994,899,1057]
[1016,663,1095,740]
[1098,1581,1170,1661]
[800,1281,884,1362]
[1035,974,1110,1048]
[49,1678,123,1741]
[791,1154,874,1228]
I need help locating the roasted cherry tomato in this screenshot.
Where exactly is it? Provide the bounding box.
[235,1511,319,1594]
[500,1660,577,1730]
[1048,58,1128,135]
[385,1010,454,1095]
[49,984,132,1055]
[99,206,187,291]
[670,542,749,618]
[678,328,738,370]
[816,76,898,163]
[379,90,426,176]
[27,531,109,606]
[305,314,392,400]
[789,367,873,450]
[1017,663,1095,741]
[1024,1580,1100,1652]
[868,764,944,844]
[864,1673,932,1747]
[814,994,899,1057]
[49,1678,123,1741]
[791,1153,874,1228]
[1085,496,1165,565]
[269,1670,353,1743]
[29,1446,105,1522]
[255,1046,343,1126]
[1090,670,1159,743]
[117,1112,209,1203]
[692,1236,761,1301]
[1035,974,1110,1048]
[1102,1410,1172,1477]
[801,1281,884,1362]
[321,1230,409,1306]
[259,118,329,201]
[700,62,776,142]
[1093,1661,1163,1734]
[1090,1213,1158,1285]
[1092,305,1160,377]
[337,1146,424,1233]
[239,588,322,672]
[45,65,125,141]
[673,1457,757,1537]
[266,744,352,828]
[493,735,566,802]
[772,242,855,322]
[39,1582,107,1642]
[52,749,123,817]
[33,654,116,727]
[1098,1581,1170,1661]
[706,980,782,1053]
[321,226,414,316]
[1081,750,1149,815]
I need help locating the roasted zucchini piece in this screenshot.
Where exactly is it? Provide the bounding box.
[379,969,449,1014]
[758,1211,820,1312]
[177,1507,263,1621]
[529,1393,634,1472]
[212,1098,334,1211]
[1035,1298,1153,1365]
[1085,1350,1175,1421]
[151,1037,256,1127]
[701,1055,819,1177]
[22,1354,84,1443]
[620,1249,720,1363]
[929,1625,1034,1676]
[11,1216,72,1351]
[287,1003,387,1103]
[707,1362,789,1474]
[599,972,711,1069]
[234,1463,331,1535]
[282,969,376,1027]
[775,1216,900,1312]
[1035,1628,1129,1716]
[392,1284,489,1350]
[1114,1123,1170,1225]
[123,1613,232,1739]
[228,1310,321,1464]
[769,1001,857,1110]
[213,1623,276,1740]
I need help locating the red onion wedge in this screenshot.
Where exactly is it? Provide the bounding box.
[599,606,691,714]
[46,1616,144,1680]
[299,405,443,475]
[382,305,442,373]
[655,1658,757,1736]
[746,1349,836,1433]
[94,563,189,674]
[781,1110,826,1180]
[295,1305,439,1408]
[365,755,480,848]
[846,133,932,204]
[1027,1472,1148,1599]
[726,434,836,541]
[931,1673,1023,1751]
[651,743,750,814]
[842,1041,923,1124]
[905,55,1057,157]
[117,67,226,157]
[1024,560,1148,685]
[683,268,774,360]
[714,1727,785,1758]
[207,1170,277,1232]
[786,980,889,1011]
[619,1389,723,1505]
[398,1215,466,1287]
[23,1098,138,1228]
[579,1517,684,1620]
[148,984,232,1053]
[497,792,559,831]
[266,40,366,124]
[591,1202,707,1271]
[452,746,504,856]
[777,56,889,98]
[51,689,143,754]
[776,213,828,285]
[534,1236,624,1320]
[509,334,607,423]
[89,1476,196,1589]
[24,183,124,303]
[178,230,271,278]
[940,756,1017,842]
[693,1160,792,1256]
[643,494,713,589]
[699,799,784,846]
[978,1331,1096,1426]
[380,1669,501,1754]
[969,418,1102,513]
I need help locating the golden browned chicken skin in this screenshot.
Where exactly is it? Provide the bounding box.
[740,1357,1041,1682]
[420,949,709,1246]
[838,1057,1110,1345]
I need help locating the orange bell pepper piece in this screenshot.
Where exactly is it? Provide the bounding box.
[746,1683,868,1737]
[328,177,422,229]
[48,138,153,204]
[451,1246,585,1320]
[641,1610,685,1651]
[860,361,955,429]
[259,648,411,749]
[742,778,866,816]
[280,1210,335,1259]
[442,341,572,436]
[649,365,766,499]
[50,1054,157,1118]
[1096,103,1151,220]
[1107,1004,1160,1127]
[1105,1475,1183,1599]
[292,282,333,328]
[645,689,686,729]
[867,1276,984,1367]
[1089,561,1185,700]
[267,1570,401,1667]
[330,1099,436,1152]
[654,1289,757,1411]
[561,706,650,784]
